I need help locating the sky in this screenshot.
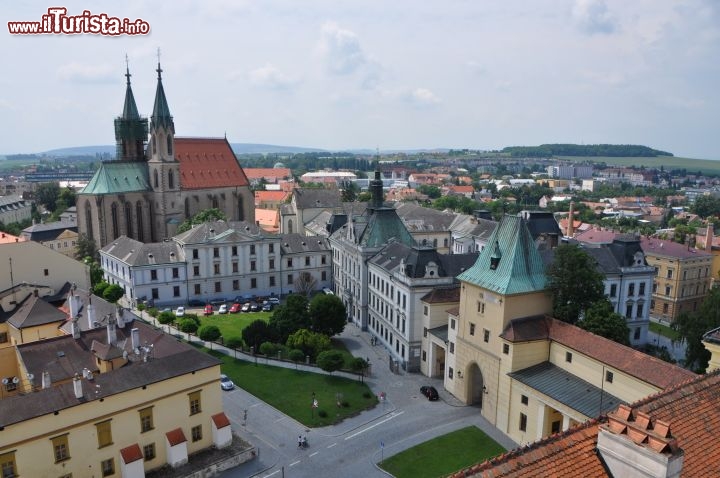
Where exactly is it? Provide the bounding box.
[1,0,719,159]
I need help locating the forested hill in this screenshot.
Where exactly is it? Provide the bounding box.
[502,144,673,158]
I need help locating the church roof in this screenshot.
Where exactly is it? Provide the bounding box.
[175,137,250,189]
[457,215,547,295]
[79,161,151,195]
[151,63,173,130]
[122,67,140,120]
[359,208,416,248]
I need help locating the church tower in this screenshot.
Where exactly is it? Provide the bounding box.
[113,64,148,161]
[148,61,183,240]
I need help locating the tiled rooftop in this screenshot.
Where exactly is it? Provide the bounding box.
[175,137,249,190]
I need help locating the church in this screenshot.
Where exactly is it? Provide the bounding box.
[77,63,254,248]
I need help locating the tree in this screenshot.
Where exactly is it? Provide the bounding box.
[578,300,630,345]
[672,287,720,371]
[546,244,605,324]
[198,325,221,342]
[294,272,318,298]
[176,208,227,234]
[288,349,305,368]
[259,341,278,356]
[316,350,345,374]
[75,234,98,261]
[692,195,720,218]
[340,181,359,202]
[102,284,124,303]
[36,182,60,212]
[286,329,331,359]
[309,294,346,336]
[242,319,276,351]
[350,357,369,381]
[178,318,199,334]
[225,336,243,349]
[270,294,310,342]
[417,185,441,199]
[157,311,175,325]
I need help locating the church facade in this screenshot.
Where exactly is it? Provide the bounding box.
[77,64,254,248]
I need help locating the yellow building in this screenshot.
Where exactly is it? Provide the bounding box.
[0,319,231,477]
[449,215,696,445]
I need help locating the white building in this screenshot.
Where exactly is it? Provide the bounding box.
[100,220,332,307]
[0,195,31,225]
[367,242,478,371]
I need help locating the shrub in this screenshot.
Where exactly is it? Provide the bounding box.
[318,410,328,418]
[102,284,124,303]
[363,391,372,399]
[259,341,278,356]
[225,336,243,350]
[147,307,159,318]
[157,311,175,325]
[341,400,349,408]
[316,350,345,374]
[198,325,221,342]
[178,318,199,334]
[288,349,305,364]
[184,313,200,325]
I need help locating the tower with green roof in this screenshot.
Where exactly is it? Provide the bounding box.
[113,64,148,162]
[447,214,552,430]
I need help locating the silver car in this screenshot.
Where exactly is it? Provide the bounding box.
[220,374,234,391]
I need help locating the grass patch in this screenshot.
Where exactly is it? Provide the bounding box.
[211,350,378,427]
[330,338,359,368]
[649,321,680,341]
[557,155,720,175]
[198,311,270,342]
[379,426,505,478]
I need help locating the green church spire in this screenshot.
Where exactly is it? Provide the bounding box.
[114,57,148,162]
[151,61,174,132]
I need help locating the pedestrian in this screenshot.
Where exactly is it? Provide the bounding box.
[298,435,302,448]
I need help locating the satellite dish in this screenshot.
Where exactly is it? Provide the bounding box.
[27,373,34,381]
[1,378,8,385]
[12,377,19,384]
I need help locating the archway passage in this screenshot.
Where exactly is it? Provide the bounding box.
[467,362,484,407]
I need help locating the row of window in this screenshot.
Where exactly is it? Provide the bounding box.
[48,240,76,250]
[608,282,647,298]
[0,392,204,477]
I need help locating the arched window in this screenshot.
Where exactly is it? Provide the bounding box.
[212,195,219,209]
[168,169,174,189]
[433,238,438,247]
[152,137,157,155]
[153,169,159,188]
[184,197,190,218]
[288,219,293,234]
[136,201,144,242]
[84,202,93,240]
[237,195,244,221]
[125,203,133,239]
[167,134,172,155]
[443,238,448,247]
[111,203,119,239]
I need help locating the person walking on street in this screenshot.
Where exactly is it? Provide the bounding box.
[298,435,302,448]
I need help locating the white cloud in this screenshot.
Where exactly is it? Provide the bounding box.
[56,62,116,83]
[318,21,367,75]
[572,0,617,34]
[406,88,441,106]
[248,64,300,90]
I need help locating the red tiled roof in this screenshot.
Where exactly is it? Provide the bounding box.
[254,190,290,203]
[166,427,187,446]
[446,306,460,316]
[255,208,279,233]
[640,236,712,260]
[244,168,292,180]
[502,317,696,389]
[175,137,249,190]
[212,412,231,428]
[120,444,143,464]
[449,185,474,193]
[0,232,24,244]
[457,371,720,477]
[574,228,617,244]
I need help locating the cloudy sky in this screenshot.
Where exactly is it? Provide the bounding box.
[1,0,719,159]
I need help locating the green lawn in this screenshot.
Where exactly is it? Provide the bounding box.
[198,311,270,342]
[209,349,378,427]
[557,155,720,175]
[649,321,681,341]
[379,426,505,478]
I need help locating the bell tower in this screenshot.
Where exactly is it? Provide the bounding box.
[113,58,148,162]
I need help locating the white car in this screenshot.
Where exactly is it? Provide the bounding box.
[218,304,228,314]
[220,374,234,391]
[174,306,185,317]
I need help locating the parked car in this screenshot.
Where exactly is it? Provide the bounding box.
[267,297,280,305]
[174,306,185,317]
[249,302,260,312]
[210,298,227,306]
[218,304,228,314]
[322,287,334,295]
[160,307,172,314]
[220,374,235,391]
[262,302,274,312]
[229,302,242,314]
[420,385,439,401]
[203,304,214,316]
[241,302,252,312]
[187,299,205,307]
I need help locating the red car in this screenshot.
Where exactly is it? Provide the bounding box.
[203,304,213,316]
[229,302,242,313]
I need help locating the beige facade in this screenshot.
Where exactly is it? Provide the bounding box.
[42,228,79,257]
[0,241,89,294]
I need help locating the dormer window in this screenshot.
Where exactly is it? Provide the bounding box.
[489,241,502,270]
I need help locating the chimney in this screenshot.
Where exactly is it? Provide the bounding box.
[72,374,83,399]
[106,322,117,346]
[41,371,51,389]
[86,301,96,329]
[131,328,140,351]
[71,317,81,339]
[116,307,125,328]
[597,405,683,478]
[33,289,39,297]
[567,201,575,237]
[706,223,714,252]
[68,294,81,319]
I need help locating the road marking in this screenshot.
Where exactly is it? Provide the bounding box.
[289,460,300,467]
[344,411,405,440]
[263,471,280,478]
[327,443,337,448]
[310,452,318,457]
[274,417,285,423]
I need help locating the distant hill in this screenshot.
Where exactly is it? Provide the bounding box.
[43,145,115,156]
[502,144,673,158]
[229,143,326,154]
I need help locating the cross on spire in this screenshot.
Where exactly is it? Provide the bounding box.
[124,54,131,85]
[156,47,162,80]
